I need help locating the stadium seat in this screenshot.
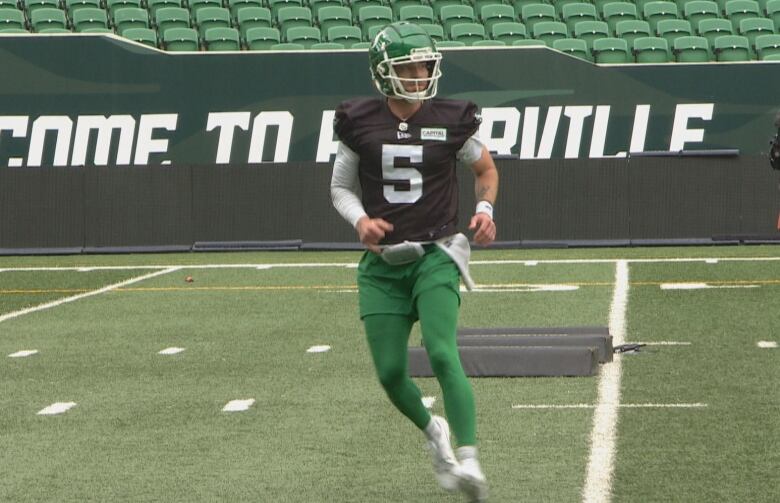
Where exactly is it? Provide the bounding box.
[147,0,182,20]
[491,21,527,43]
[317,5,351,34]
[436,39,466,46]
[532,20,568,46]
[472,38,506,45]
[399,4,435,24]
[114,7,150,35]
[684,0,720,26]
[270,41,305,49]
[430,0,465,18]
[573,20,609,50]
[286,24,320,46]
[71,7,108,31]
[244,25,280,48]
[656,18,693,48]
[768,0,780,31]
[561,3,598,34]
[366,23,383,40]
[439,4,475,34]
[0,0,18,9]
[22,0,59,15]
[473,0,504,15]
[551,0,582,13]
[697,18,733,47]
[479,4,515,33]
[521,3,556,32]
[65,0,102,15]
[227,0,263,20]
[105,0,141,18]
[419,22,444,40]
[156,7,190,34]
[633,36,671,61]
[236,7,272,40]
[602,2,638,34]
[350,40,369,47]
[755,33,780,57]
[196,7,232,39]
[310,40,345,48]
[29,7,66,32]
[0,8,27,31]
[713,33,751,59]
[739,17,775,53]
[510,0,539,18]
[276,5,312,38]
[350,0,384,18]
[123,27,158,47]
[552,37,590,59]
[327,24,361,43]
[673,34,711,60]
[80,26,112,32]
[763,51,780,58]
[643,2,679,32]
[450,21,486,43]
[309,0,342,18]
[391,0,426,18]
[204,26,240,49]
[616,19,652,47]
[163,26,199,50]
[267,0,302,18]
[357,5,392,39]
[592,36,631,62]
[724,0,760,30]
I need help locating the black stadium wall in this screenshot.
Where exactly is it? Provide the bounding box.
[0,34,778,252]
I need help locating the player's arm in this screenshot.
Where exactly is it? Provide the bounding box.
[458,136,498,246]
[330,142,393,252]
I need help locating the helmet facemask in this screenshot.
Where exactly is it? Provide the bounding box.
[374,47,442,102]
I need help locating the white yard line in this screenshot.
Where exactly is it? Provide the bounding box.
[582,260,629,503]
[0,267,180,324]
[512,403,707,410]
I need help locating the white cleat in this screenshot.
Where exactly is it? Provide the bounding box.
[455,451,489,502]
[425,415,460,491]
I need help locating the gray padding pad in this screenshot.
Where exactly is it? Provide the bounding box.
[456,334,613,363]
[408,346,600,377]
[457,326,609,336]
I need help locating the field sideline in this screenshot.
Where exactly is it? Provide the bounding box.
[1,245,778,502]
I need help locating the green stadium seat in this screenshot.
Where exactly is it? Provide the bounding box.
[327,24,361,43]
[163,26,199,49]
[270,41,305,49]
[390,0,426,19]
[196,7,232,38]
[510,0,539,18]
[358,5,392,38]
[419,22,444,40]
[123,26,158,47]
[480,4,515,33]
[763,51,780,58]
[309,0,342,18]
[643,2,679,32]
[551,0,583,13]
[0,9,27,31]
[592,0,617,15]
[697,17,733,47]
[724,0,760,30]
[366,23,383,40]
[147,0,183,20]
[105,0,141,19]
[439,4,475,34]
[65,0,102,15]
[635,0,662,15]
[573,20,609,49]
[521,3,556,32]
[114,7,150,35]
[768,0,780,31]
[156,7,190,34]
[244,25,280,48]
[472,38,506,45]
[29,7,66,32]
[317,5,351,34]
[532,20,567,45]
[350,40,369,47]
[436,39,466,46]
[713,33,751,59]
[561,3,598,34]
[311,40,345,48]
[450,21,485,43]
[276,6,312,38]
[0,0,18,9]
[491,20,527,43]
[71,7,108,31]
[755,33,780,57]
[285,24,320,46]
[80,26,112,32]
[472,0,504,15]
[684,1,720,27]
[633,35,671,61]
[656,18,692,48]
[553,36,590,59]
[204,26,240,49]
[603,2,638,34]
[227,0,262,20]
[673,34,711,60]
[22,0,59,15]
[236,7,271,39]
[399,4,434,24]
[267,0,303,18]
[739,17,775,53]
[511,38,545,45]
[430,0,465,18]
[592,36,630,62]
[616,19,652,47]
[350,0,384,19]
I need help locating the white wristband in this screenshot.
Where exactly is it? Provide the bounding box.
[476,200,494,220]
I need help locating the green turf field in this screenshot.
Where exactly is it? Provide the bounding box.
[1,246,778,502]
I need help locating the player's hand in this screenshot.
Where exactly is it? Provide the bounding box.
[469,213,496,246]
[356,217,394,253]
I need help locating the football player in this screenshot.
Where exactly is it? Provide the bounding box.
[330,21,497,503]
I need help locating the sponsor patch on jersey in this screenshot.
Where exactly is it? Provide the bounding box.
[397,131,412,140]
[421,128,447,141]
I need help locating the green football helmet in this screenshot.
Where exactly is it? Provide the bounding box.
[369,21,442,102]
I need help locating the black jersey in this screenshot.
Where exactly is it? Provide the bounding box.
[334,97,480,244]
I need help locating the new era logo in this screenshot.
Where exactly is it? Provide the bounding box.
[397,131,412,140]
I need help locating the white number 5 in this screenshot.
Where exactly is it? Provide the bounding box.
[381,144,423,204]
